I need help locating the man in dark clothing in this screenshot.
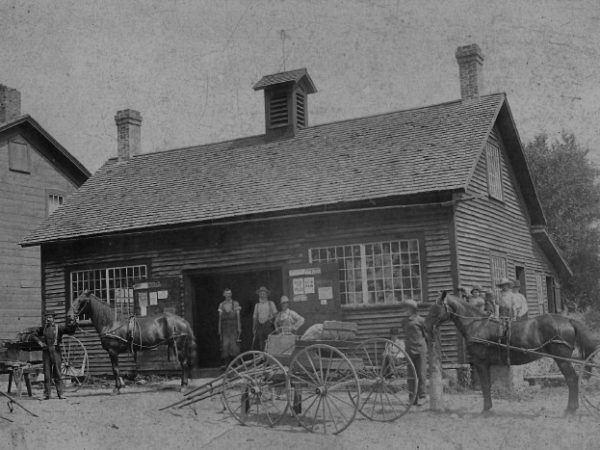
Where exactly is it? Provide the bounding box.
[34,312,76,400]
[401,299,428,405]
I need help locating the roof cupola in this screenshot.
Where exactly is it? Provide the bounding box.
[253,68,317,140]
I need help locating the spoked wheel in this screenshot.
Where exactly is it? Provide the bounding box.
[222,351,289,427]
[578,347,600,419]
[351,338,417,422]
[60,335,89,392]
[288,344,360,434]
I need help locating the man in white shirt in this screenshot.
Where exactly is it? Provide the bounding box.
[274,296,305,333]
[511,279,529,320]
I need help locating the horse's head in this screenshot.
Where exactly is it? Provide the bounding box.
[68,290,94,319]
[424,291,463,331]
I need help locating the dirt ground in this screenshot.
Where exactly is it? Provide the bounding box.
[1,377,599,450]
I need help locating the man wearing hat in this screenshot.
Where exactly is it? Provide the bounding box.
[511,279,529,320]
[400,299,427,405]
[252,286,277,351]
[217,288,242,368]
[34,311,76,400]
[274,296,305,334]
[496,278,516,319]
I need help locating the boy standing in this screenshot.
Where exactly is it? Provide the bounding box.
[401,299,428,405]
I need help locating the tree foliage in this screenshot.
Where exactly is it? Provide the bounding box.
[524,132,600,310]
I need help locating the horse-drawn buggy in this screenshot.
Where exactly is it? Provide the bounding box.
[0,327,89,396]
[163,321,420,434]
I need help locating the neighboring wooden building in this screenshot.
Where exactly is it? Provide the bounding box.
[0,84,90,341]
[22,45,570,375]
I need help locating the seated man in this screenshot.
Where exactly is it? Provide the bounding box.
[274,296,304,334]
[381,327,406,378]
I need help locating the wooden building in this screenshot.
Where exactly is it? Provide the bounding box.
[21,45,570,375]
[1,84,90,341]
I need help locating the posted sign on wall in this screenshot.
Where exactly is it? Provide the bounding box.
[284,263,340,322]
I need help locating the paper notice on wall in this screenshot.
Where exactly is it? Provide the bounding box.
[149,291,158,305]
[303,277,315,294]
[157,290,169,300]
[138,295,148,316]
[318,286,333,300]
[293,278,305,295]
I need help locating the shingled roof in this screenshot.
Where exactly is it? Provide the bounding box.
[23,93,511,246]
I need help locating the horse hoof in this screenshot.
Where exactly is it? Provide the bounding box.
[481,409,494,417]
[563,409,576,417]
[111,388,121,395]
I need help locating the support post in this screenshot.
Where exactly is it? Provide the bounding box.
[428,325,444,411]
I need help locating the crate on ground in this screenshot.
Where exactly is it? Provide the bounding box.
[321,321,358,340]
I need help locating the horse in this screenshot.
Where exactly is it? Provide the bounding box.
[425,291,599,415]
[68,291,197,394]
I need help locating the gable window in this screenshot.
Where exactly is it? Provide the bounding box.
[486,141,503,200]
[8,140,30,173]
[69,264,148,320]
[309,239,423,306]
[47,192,64,216]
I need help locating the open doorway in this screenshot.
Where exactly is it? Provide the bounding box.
[190,268,282,368]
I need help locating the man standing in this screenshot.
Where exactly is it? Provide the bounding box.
[469,285,486,312]
[252,286,277,351]
[401,299,428,405]
[217,288,242,367]
[35,312,76,400]
[510,279,529,320]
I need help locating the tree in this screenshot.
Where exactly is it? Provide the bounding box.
[524,132,600,310]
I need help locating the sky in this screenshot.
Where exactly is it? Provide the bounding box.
[1,0,600,173]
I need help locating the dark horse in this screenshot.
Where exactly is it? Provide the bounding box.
[425,292,599,414]
[69,291,197,393]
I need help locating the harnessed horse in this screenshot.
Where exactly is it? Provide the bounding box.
[425,292,599,414]
[69,291,197,393]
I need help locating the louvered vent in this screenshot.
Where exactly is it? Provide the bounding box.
[296,91,306,128]
[268,92,289,128]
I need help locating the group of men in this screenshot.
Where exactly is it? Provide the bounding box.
[460,277,529,320]
[216,286,305,367]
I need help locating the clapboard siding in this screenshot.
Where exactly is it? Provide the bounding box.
[41,206,462,374]
[0,133,81,340]
[455,126,558,316]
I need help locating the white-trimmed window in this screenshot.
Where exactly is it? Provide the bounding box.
[309,239,423,306]
[489,254,507,297]
[486,141,503,200]
[47,192,64,216]
[69,264,148,320]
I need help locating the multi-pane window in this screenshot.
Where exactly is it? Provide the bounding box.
[69,264,147,320]
[489,254,507,297]
[47,193,64,216]
[486,141,503,200]
[309,239,423,306]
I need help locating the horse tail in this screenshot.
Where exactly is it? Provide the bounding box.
[570,318,599,360]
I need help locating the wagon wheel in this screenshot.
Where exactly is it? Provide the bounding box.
[59,335,89,392]
[288,343,360,434]
[222,351,289,427]
[350,338,417,422]
[578,347,600,419]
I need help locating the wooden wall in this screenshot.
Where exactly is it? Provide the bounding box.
[0,130,79,341]
[455,126,558,316]
[41,206,460,375]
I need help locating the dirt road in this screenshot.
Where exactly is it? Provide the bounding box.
[1,379,598,450]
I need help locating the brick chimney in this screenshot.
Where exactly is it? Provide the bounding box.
[455,44,484,100]
[115,109,142,161]
[0,84,21,123]
[253,68,317,140]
